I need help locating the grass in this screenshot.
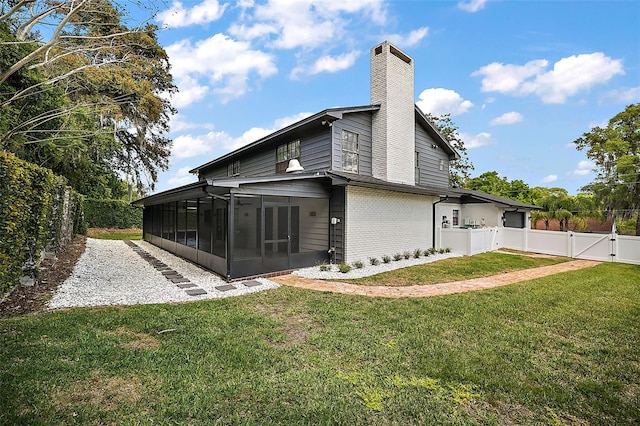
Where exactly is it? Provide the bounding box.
[1,262,639,424]
[87,227,142,240]
[345,251,571,286]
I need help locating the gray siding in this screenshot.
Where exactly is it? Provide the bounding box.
[300,129,332,171]
[415,122,450,187]
[298,198,330,252]
[331,112,373,176]
[201,128,331,181]
[231,180,330,198]
[329,186,345,263]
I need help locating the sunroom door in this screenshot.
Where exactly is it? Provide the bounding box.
[263,199,290,271]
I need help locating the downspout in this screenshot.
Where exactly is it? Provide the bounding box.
[432,195,448,248]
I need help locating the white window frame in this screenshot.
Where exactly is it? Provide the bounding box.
[342,130,359,173]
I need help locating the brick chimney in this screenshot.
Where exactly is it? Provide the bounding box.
[370,41,415,185]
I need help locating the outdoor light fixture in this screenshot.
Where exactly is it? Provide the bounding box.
[285,159,304,173]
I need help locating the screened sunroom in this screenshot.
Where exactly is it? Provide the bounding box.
[137,174,332,281]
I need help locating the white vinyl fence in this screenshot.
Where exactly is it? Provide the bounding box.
[439,227,640,265]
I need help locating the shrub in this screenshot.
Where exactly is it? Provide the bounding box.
[445,247,451,253]
[0,152,84,295]
[319,263,331,272]
[413,249,422,258]
[83,198,142,228]
[423,249,430,257]
[369,257,380,266]
[338,263,351,273]
[393,253,403,261]
[382,255,392,264]
[403,251,411,260]
[353,260,364,269]
[438,248,446,254]
[428,247,437,255]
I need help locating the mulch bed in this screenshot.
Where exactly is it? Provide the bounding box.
[0,235,87,318]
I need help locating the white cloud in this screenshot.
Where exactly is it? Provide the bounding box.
[416,88,473,116]
[165,34,277,105]
[573,160,594,176]
[472,53,624,104]
[169,75,209,109]
[472,59,548,94]
[490,111,523,126]
[385,27,429,48]
[460,132,492,149]
[169,114,215,133]
[274,112,313,129]
[157,0,226,28]
[458,0,487,13]
[601,86,640,104]
[170,111,313,159]
[542,174,558,183]
[231,0,386,49]
[228,23,277,40]
[168,167,198,186]
[172,133,221,158]
[292,51,360,78]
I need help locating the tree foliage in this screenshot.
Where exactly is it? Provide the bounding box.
[465,171,536,204]
[0,0,176,198]
[574,103,640,235]
[529,187,602,232]
[425,113,474,187]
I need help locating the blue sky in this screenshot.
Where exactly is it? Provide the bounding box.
[145,0,640,195]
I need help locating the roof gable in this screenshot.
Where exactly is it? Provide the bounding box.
[189,105,380,175]
[414,106,460,159]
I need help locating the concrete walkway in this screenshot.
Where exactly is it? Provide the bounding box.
[272,259,601,298]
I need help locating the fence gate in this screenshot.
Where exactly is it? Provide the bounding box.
[571,232,615,262]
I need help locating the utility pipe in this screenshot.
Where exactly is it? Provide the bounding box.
[432,195,448,248]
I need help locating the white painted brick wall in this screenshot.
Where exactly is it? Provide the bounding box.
[344,186,435,263]
[370,41,415,185]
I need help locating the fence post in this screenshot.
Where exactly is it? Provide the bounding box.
[610,229,617,263]
[568,231,574,258]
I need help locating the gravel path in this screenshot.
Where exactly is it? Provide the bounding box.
[293,252,462,279]
[48,239,279,309]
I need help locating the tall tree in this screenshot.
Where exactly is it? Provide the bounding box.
[0,0,175,197]
[465,171,536,204]
[574,103,640,235]
[425,113,474,187]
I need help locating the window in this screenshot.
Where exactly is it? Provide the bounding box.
[439,159,445,171]
[276,140,300,174]
[227,160,240,177]
[452,209,459,226]
[342,130,359,173]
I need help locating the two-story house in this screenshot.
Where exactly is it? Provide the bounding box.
[135,41,537,281]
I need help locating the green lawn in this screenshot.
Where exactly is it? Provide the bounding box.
[1,262,639,425]
[346,252,571,286]
[87,227,142,240]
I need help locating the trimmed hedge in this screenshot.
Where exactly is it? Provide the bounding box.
[0,152,85,295]
[83,198,142,229]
